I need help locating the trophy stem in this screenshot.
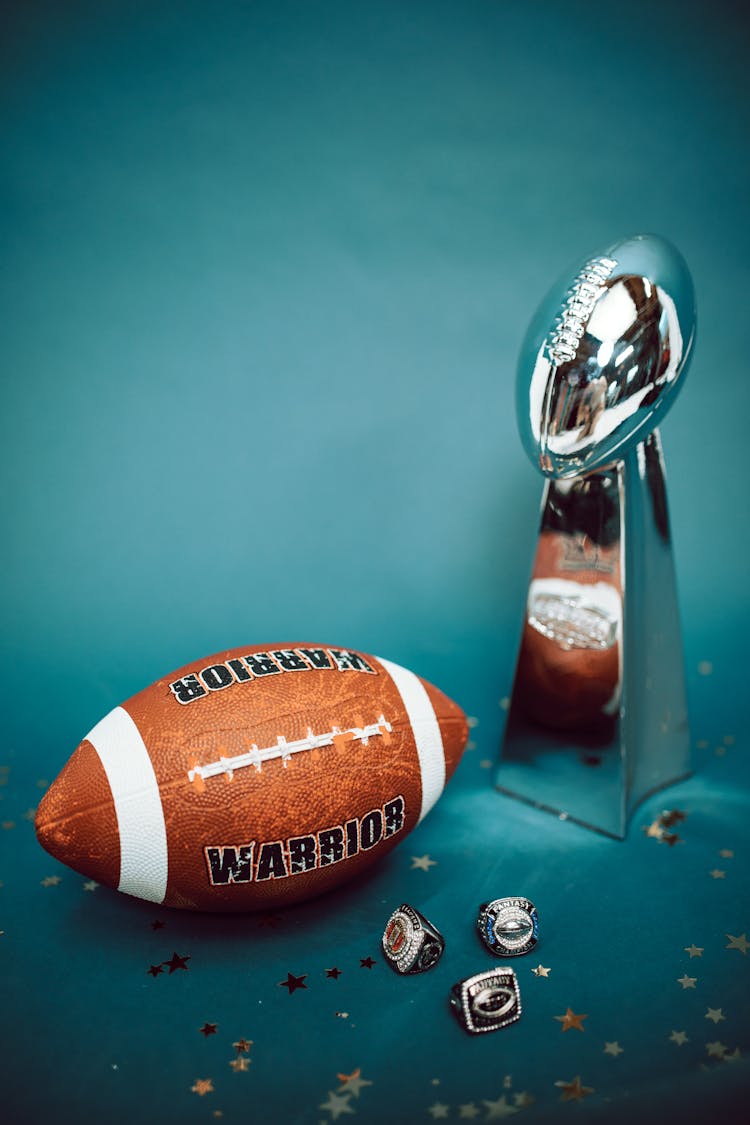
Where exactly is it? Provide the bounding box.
[497,429,690,838]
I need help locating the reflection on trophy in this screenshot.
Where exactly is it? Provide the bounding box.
[498,235,696,838]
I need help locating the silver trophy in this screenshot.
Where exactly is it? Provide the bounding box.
[497,234,696,838]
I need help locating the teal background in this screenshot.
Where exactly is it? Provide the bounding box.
[1,2,749,1122]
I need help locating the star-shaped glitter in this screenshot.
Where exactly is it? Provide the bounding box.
[482,1094,519,1118]
[706,1041,728,1059]
[670,1031,689,1045]
[677,975,697,989]
[705,1008,726,1024]
[643,820,664,839]
[685,945,704,958]
[147,964,164,977]
[319,1091,355,1119]
[82,880,97,892]
[554,1008,587,1032]
[709,869,726,879]
[411,854,437,871]
[603,1041,624,1056]
[199,1023,218,1037]
[279,972,307,994]
[719,849,734,859]
[337,1068,373,1097]
[257,913,284,929]
[233,1039,252,1053]
[661,832,682,847]
[532,964,551,977]
[726,933,749,955]
[41,875,61,887]
[513,1093,534,1108]
[360,956,376,969]
[555,1076,593,1102]
[427,1104,450,1120]
[459,1105,480,1119]
[326,967,342,979]
[191,1079,214,1096]
[165,951,191,973]
[660,809,687,827]
[229,1056,250,1072]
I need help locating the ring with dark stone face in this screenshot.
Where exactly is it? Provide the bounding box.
[449,967,522,1034]
[477,897,539,957]
[382,903,445,974]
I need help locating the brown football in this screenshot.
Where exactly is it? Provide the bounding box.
[35,643,468,911]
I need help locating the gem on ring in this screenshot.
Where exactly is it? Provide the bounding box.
[449,967,522,1034]
[382,903,445,974]
[477,897,538,957]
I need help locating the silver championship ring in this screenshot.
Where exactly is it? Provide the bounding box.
[477,897,539,957]
[450,967,522,1034]
[382,903,445,974]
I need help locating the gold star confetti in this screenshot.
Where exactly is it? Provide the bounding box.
[467,716,479,728]
[336,1068,373,1097]
[83,881,98,892]
[705,1008,726,1024]
[427,1104,450,1120]
[670,1031,688,1046]
[709,869,726,879]
[719,849,734,859]
[319,1091,355,1120]
[603,1041,624,1056]
[513,1092,534,1108]
[410,855,438,871]
[677,975,697,989]
[459,1105,480,1119]
[479,759,493,769]
[726,933,748,955]
[191,1079,214,1096]
[41,875,61,887]
[36,779,49,789]
[697,660,713,676]
[1,821,16,830]
[643,820,664,839]
[532,964,551,977]
[228,1056,250,1072]
[555,1076,593,1102]
[723,735,735,746]
[232,1039,252,1053]
[482,1095,518,1119]
[706,1041,728,1059]
[685,945,704,958]
[23,808,36,821]
[554,1008,587,1032]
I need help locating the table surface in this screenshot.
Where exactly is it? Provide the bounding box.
[2,2,749,1122]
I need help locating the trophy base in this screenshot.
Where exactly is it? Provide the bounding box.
[497,431,690,839]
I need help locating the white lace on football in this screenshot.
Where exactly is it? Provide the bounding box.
[187,715,393,790]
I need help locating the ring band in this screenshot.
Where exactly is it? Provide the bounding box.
[450,968,522,1034]
[382,904,445,974]
[477,897,538,957]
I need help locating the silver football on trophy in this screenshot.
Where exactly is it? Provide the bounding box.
[517,234,696,478]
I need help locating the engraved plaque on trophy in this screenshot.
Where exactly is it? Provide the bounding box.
[497,234,696,838]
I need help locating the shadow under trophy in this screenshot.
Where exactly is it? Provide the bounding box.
[497,234,696,838]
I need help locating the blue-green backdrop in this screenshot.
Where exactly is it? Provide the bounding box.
[1,2,748,1122]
